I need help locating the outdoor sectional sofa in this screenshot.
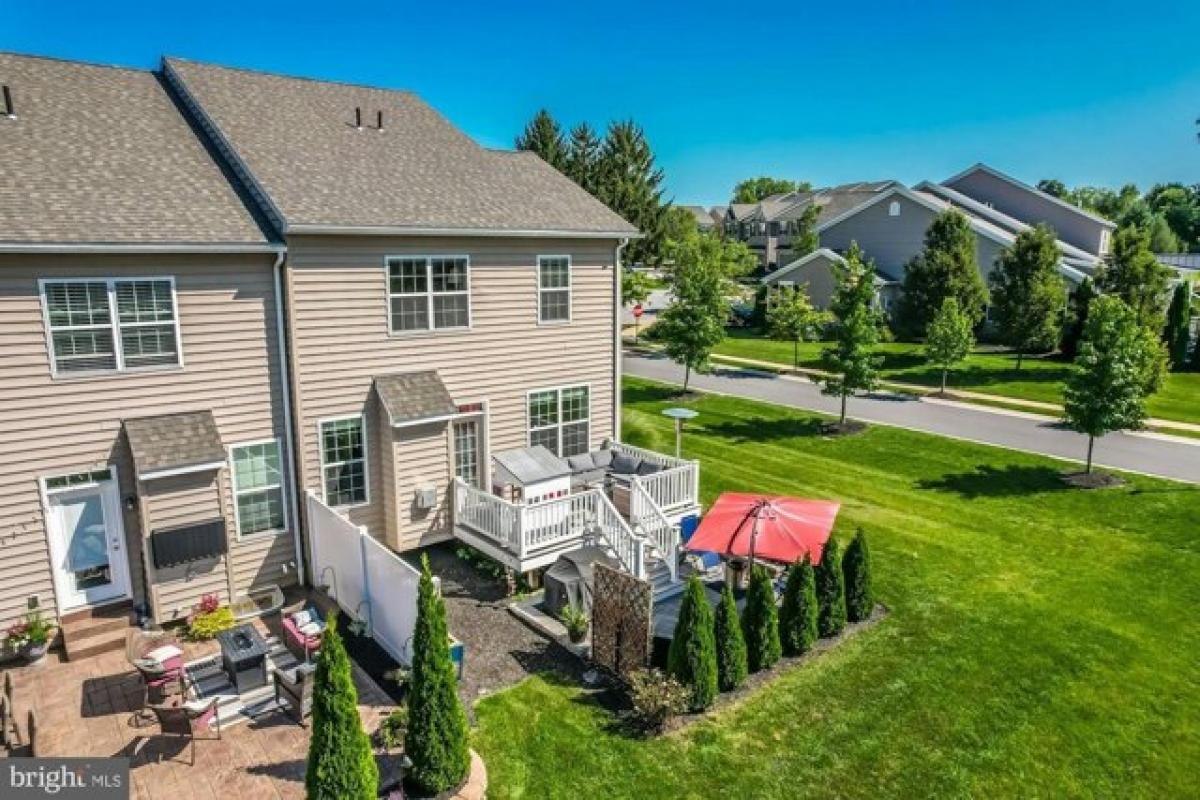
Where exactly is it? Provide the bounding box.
[566,443,664,490]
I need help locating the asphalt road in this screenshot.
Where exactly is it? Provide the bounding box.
[625,352,1200,484]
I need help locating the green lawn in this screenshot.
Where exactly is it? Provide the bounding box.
[472,378,1200,799]
[712,328,1200,426]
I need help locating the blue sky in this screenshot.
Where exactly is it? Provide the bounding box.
[7,1,1200,205]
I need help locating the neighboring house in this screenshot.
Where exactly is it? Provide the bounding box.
[0,52,699,657]
[761,248,899,313]
[0,53,301,645]
[681,205,717,232]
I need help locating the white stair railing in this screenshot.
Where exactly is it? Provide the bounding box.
[593,489,647,580]
[630,479,679,582]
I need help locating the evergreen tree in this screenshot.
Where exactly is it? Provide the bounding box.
[924,297,975,393]
[305,614,379,800]
[766,284,821,367]
[1062,297,1159,473]
[842,529,874,623]
[1164,282,1192,370]
[595,120,669,266]
[713,585,748,692]
[989,225,1067,369]
[820,243,882,425]
[741,565,782,673]
[814,537,847,638]
[898,209,988,336]
[1061,278,1097,360]
[514,109,566,171]
[565,121,602,196]
[1099,226,1171,330]
[405,555,470,795]
[778,557,818,656]
[666,576,719,711]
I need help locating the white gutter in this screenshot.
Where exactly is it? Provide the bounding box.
[273,250,306,587]
[286,223,644,239]
[0,242,285,254]
[138,461,227,481]
[613,238,629,439]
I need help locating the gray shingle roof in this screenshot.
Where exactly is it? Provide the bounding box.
[123,411,227,478]
[0,53,269,246]
[493,446,570,486]
[373,370,458,426]
[163,58,638,236]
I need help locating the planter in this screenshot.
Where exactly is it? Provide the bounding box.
[22,642,50,663]
[567,625,589,645]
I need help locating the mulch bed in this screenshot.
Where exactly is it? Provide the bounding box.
[1060,471,1127,489]
[341,622,406,704]
[821,420,868,436]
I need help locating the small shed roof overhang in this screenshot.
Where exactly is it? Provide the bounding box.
[373,370,461,428]
[123,410,227,481]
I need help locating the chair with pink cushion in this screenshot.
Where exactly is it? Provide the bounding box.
[281,605,324,662]
[148,698,220,765]
[126,629,186,724]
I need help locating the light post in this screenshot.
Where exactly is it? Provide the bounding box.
[661,407,699,459]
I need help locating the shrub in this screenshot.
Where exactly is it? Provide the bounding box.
[843,528,874,623]
[187,606,236,641]
[779,557,818,656]
[373,706,409,751]
[5,610,54,650]
[714,585,748,692]
[626,669,688,734]
[405,555,470,796]
[741,565,782,673]
[815,538,847,637]
[666,576,718,711]
[559,603,589,644]
[305,614,379,799]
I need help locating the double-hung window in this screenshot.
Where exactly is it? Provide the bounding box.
[231,440,287,536]
[320,416,368,507]
[528,385,590,457]
[537,256,571,323]
[386,256,470,333]
[41,277,181,376]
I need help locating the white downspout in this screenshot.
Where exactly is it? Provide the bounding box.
[613,238,629,441]
[273,251,306,587]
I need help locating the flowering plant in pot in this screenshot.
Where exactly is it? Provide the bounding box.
[559,603,589,644]
[6,610,55,662]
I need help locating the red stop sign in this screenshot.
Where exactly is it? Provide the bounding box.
[632,304,644,318]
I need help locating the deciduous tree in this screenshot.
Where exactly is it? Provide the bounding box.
[820,243,882,425]
[898,209,988,336]
[924,297,974,394]
[731,177,810,204]
[1061,278,1097,360]
[1099,226,1171,330]
[766,284,822,368]
[988,224,1067,369]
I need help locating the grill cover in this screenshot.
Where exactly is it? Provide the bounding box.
[542,546,619,618]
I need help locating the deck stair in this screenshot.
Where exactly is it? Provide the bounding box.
[60,601,136,661]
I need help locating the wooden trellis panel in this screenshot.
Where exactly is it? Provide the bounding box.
[591,563,652,678]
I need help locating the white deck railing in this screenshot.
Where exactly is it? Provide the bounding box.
[630,479,678,582]
[611,441,700,514]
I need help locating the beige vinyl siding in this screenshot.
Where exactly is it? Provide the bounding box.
[0,253,296,630]
[391,421,452,551]
[286,235,618,548]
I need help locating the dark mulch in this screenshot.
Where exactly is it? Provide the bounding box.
[821,420,868,436]
[342,622,406,704]
[1061,470,1127,489]
[406,544,583,713]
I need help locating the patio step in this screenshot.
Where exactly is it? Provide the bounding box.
[61,602,135,661]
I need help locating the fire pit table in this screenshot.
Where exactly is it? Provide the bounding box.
[216,623,269,695]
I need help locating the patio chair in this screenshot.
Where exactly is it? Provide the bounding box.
[272,663,316,725]
[281,605,324,662]
[1,672,20,748]
[24,708,40,757]
[126,629,186,724]
[148,698,220,765]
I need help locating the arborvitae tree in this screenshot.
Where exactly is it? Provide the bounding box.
[766,284,821,368]
[1099,226,1171,330]
[741,565,782,673]
[814,537,847,638]
[989,224,1067,369]
[842,529,874,623]
[666,576,719,711]
[925,297,975,393]
[713,585,748,692]
[778,557,818,657]
[305,614,379,800]
[595,120,668,266]
[405,555,470,795]
[514,109,567,171]
[565,121,602,197]
[1164,282,1192,369]
[820,243,882,425]
[1061,278,1097,360]
[898,209,988,337]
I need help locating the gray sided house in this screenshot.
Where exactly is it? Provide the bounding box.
[0,53,300,641]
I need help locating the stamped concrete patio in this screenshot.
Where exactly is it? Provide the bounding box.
[3,616,401,800]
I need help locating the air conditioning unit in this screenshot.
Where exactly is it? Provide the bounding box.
[414,486,438,509]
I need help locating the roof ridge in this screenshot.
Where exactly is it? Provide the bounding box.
[0,49,151,75]
[162,56,419,97]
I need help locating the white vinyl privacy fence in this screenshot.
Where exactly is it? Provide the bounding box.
[306,490,421,665]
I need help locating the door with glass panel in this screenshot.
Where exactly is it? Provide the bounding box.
[45,471,131,609]
[453,419,483,488]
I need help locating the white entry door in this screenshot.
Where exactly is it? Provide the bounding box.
[46,475,131,610]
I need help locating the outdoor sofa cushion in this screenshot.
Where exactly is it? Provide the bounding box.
[591,449,614,468]
[635,461,663,476]
[610,453,642,475]
[566,453,595,472]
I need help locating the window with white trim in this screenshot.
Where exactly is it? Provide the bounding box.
[386,256,470,332]
[231,441,286,536]
[528,385,589,457]
[537,256,571,323]
[42,278,180,375]
[320,416,368,506]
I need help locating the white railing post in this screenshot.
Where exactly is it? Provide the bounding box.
[357,525,373,636]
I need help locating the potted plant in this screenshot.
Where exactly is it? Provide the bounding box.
[7,610,55,663]
[559,603,589,644]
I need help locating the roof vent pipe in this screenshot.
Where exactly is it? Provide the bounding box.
[376,110,383,132]
[2,86,14,119]
[354,106,362,129]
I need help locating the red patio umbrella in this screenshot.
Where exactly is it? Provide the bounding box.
[685,492,841,565]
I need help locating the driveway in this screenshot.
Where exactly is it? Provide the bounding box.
[625,352,1199,484]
